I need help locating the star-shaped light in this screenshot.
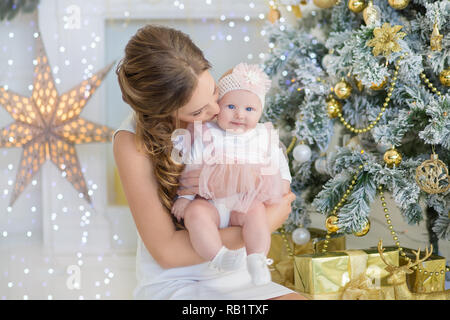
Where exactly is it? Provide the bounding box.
[366,23,406,57]
[0,32,115,206]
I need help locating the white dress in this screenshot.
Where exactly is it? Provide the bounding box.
[176,121,292,229]
[112,111,295,300]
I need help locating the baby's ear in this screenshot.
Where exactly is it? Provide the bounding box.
[219,68,233,80]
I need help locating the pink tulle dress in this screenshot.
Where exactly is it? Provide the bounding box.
[176,121,291,225]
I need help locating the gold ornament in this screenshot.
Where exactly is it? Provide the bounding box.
[430,22,443,51]
[348,0,366,13]
[334,79,352,99]
[370,77,387,90]
[268,7,281,24]
[415,153,450,194]
[353,219,371,237]
[300,0,308,4]
[388,0,409,10]
[291,5,303,18]
[363,0,381,26]
[383,148,402,167]
[313,0,337,9]
[354,77,364,91]
[439,68,450,87]
[366,23,406,58]
[326,97,342,118]
[325,215,339,233]
[0,32,115,206]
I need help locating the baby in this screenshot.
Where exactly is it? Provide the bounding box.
[171,63,291,285]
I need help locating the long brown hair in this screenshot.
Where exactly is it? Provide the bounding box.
[116,24,211,229]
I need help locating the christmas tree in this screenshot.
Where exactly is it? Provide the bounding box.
[262,0,449,255]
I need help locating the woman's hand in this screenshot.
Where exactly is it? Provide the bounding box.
[265,191,296,233]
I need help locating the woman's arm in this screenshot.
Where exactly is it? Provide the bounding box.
[113,131,245,268]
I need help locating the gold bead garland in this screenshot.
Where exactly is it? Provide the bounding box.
[279,226,295,258]
[419,72,443,96]
[335,54,407,134]
[322,163,365,253]
[278,164,450,276]
[378,185,450,275]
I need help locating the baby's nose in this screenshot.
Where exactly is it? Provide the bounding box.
[235,109,245,119]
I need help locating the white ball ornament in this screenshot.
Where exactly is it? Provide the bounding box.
[292,227,311,245]
[293,144,312,163]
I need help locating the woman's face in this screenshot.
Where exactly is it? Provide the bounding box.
[174,70,220,125]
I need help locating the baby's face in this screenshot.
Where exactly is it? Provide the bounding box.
[216,90,262,133]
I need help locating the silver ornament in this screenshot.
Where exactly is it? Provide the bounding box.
[321,54,335,70]
[314,157,328,174]
[376,142,391,153]
[293,144,312,163]
[292,227,311,245]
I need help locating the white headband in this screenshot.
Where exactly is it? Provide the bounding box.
[218,63,271,108]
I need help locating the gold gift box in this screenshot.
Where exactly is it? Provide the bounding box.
[398,247,447,293]
[267,228,346,290]
[294,248,399,300]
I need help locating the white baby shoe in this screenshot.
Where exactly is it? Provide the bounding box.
[209,246,246,272]
[247,253,271,286]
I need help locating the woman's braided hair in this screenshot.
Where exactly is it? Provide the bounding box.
[116,24,211,229]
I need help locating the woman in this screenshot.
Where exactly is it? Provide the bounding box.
[113,24,306,300]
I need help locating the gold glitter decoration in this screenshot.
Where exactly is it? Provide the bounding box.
[0,32,115,206]
[348,0,366,13]
[334,79,352,99]
[366,23,406,57]
[439,68,450,87]
[383,148,402,167]
[268,6,281,24]
[325,215,339,233]
[387,0,410,10]
[415,153,450,194]
[362,0,380,26]
[353,219,370,237]
[430,22,443,51]
[291,5,303,18]
[327,96,342,118]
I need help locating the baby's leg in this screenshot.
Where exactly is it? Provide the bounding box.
[184,198,221,261]
[230,200,270,256]
[184,199,245,271]
[230,200,272,285]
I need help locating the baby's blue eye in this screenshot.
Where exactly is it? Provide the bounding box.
[227,104,235,109]
[246,107,253,112]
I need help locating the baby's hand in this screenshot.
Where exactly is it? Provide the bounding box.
[281,180,291,195]
[171,197,192,222]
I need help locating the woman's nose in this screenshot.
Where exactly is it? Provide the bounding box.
[209,101,220,116]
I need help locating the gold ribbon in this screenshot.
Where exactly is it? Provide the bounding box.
[340,250,383,300]
[295,249,398,300]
